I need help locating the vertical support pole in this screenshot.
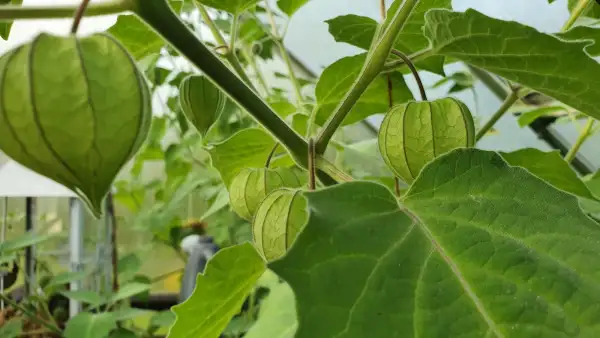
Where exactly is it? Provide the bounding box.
[1,197,7,311]
[104,199,112,294]
[69,197,84,318]
[24,197,36,296]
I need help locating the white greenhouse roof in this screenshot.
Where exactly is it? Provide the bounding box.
[0,159,75,197]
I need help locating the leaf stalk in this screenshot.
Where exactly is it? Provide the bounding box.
[564,118,595,163]
[475,90,519,141]
[315,0,420,154]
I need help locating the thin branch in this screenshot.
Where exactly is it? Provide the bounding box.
[0,293,61,335]
[562,0,592,31]
[382,48,435,73]
[475,89,519,141]
[195,3,254,87]
[0,1,128,21]
[263,1,304,105]
[565,117,595,163]
[71,0,91,34]
[308,138,316,190]
[265,143,280,168]
[390,49,427,101]
[229,14,239,54]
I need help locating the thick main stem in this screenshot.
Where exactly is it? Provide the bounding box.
[475,90,519,141]
[0,0,129,21]
[136,0,343,185]
[315,0,420,154]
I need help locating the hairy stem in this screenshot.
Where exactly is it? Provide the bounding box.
[562,0,592,31]
[195,3,254,87]
[264,1,304,105]
[565,118,595,163]
[391,49,427,101]
[475,90,519,141]
[315,0,420,154]
[0,0,129,21]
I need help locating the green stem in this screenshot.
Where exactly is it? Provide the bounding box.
[390,49,427,101]
[475,90,519,141]
[381,48,435,73]
[0,293,62,335]
[229,14,239,54]
[315,0,420,154]
[562,0,592,31]
[0,0,129,21]
[241,47,271,95]
[263,1,304,105]
[195,3,254,87]
[136,0,344,185]
[565,118,595,163]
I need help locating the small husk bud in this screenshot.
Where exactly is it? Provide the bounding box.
[229,167,302,221]
[0,33,151,217]
[252,188,308,261]
[179,75,227,138]
[379,97,475,183]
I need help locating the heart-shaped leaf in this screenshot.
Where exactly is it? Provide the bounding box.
[0,33,151,216]
[272,148,600,337]
[424,9,600,120]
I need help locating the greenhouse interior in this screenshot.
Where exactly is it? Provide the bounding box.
[1,0,600,337]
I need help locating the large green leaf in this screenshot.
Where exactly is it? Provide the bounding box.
[245,282,297,338]
[271,148,600,337]
[326,0,451,75]
[195,0,260,14]
[277,0,310,17]
[108,15,164,60]
[500,148,596,201]
[0,0,22,41]
[424,9,600,120]
[209,128,276,187]
[64,313,117,338]
[314,53,413,126]
[170,243,266,338]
